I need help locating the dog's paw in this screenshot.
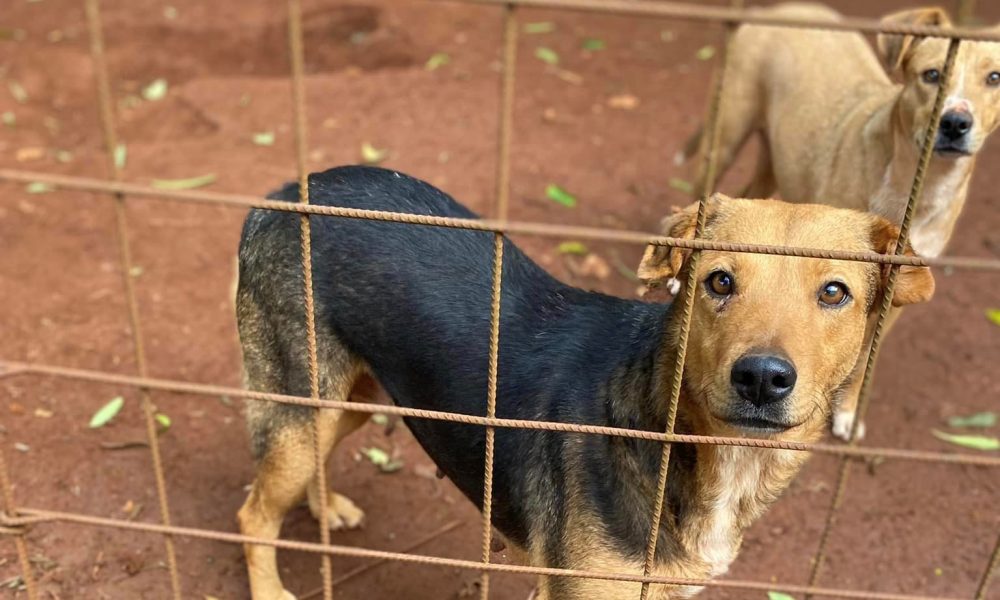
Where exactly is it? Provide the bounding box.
[831,410,866,442]
[311,492,365,531]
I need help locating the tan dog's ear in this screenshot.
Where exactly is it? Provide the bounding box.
[877,7,952,72]
[870,217,936,307]
[637,194,728,286]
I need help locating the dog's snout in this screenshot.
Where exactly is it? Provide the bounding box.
[731,354,797,406]
[939,111,973,141]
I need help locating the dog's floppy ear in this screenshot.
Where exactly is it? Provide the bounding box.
[870,217,936,307]
[637,194,728,286]
[877,7,952,73]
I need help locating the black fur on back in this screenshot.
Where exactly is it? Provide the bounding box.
[238,166,689,559]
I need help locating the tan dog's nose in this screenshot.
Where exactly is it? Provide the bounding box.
[940,110,974,141]
[731,354,797,407]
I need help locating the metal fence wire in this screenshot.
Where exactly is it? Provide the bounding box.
[0,0,999,599]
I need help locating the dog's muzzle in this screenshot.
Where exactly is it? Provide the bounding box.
[723,351,798,432]
[934,110,974,156]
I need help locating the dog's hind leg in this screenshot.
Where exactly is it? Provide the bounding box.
[691,73,761,198]
[305,378,376,531]
[742,136,777,199]
[236,287,368,599]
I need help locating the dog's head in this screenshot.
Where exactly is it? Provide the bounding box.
[639,196,935,442]
[878,7,1000,157]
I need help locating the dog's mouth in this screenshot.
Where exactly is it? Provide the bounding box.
[722,416,797,433]
[710,411,801,435]
[933,143,973,157]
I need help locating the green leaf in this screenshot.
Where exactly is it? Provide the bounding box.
[371,413,389,426]
[114,143,127,170]
[151,173,216,190]
[155,413,171,429]
[55,150,73,163]
[986,309,1000,326]
[557,241,588,255]
[768,593,796,600]
[947,411,997,428]
[1,111,15,126]
[8,81,28,104]
[141,78,168,101]
[669,177,694,194]
[252,131,275,146]
[545,184,577,207]
[361,447,390,466]
[360,142,388,164]
[535,47,560,66]
[932,430,999,451]
[582,38,605,51]
[381,459,404,473]
[25,181,54,194]
[523,22,555,34]
[89,396,124,428]
[696,45,716,61]
[425,52,450,71]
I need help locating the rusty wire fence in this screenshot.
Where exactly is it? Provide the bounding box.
[1,0,999,599]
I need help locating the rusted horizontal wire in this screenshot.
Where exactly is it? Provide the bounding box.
[3,359,999,467]
[447,0,1000,42]
[0,507,966,600]
[2,170,998,271]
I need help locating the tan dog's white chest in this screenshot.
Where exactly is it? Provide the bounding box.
[686,447,759,577]
[870,159,970,258]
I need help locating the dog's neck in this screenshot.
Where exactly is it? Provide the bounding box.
[864,95,974,257]
[608,316,810,587]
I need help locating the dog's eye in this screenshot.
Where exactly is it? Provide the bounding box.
[922,69,941,84]
[987,72,1000,87]
[818,282,850,307]
[705,270,734,297]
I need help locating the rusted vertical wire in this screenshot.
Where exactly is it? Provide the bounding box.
[806,38,961,596]
[481,7,514,591]
[638,12,740,600]
[287,1,334,598]
[975,529,1000,599]
[479,233,505,600]
[83,1,182,597]
[0,446,38,600]
[495,4,518,221]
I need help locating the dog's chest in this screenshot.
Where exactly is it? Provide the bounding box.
[871,163,968,258]
[686,447,766,577]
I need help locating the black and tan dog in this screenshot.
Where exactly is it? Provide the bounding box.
[235,166,934,599]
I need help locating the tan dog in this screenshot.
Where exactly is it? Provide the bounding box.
[659,3,994,439]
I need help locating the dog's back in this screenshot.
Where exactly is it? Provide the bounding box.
[236,165,667,550]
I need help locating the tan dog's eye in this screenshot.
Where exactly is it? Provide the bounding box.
[819,282,850,307]
[922,69,941,84]
[987,72,1000,87]
[705,270,734,298]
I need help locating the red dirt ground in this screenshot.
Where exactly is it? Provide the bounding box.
[1,0,998,598]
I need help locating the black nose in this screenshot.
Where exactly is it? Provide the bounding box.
[939,111,973,141]
[731,354,797,406]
